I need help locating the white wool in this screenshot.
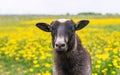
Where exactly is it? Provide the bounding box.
[57,19,70,23]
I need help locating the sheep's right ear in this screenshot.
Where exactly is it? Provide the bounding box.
[75,20,89,30]
[36,23,52,32]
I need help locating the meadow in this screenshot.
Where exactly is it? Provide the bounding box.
[0,15,120,75]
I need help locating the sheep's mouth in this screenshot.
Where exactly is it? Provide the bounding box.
[55,48,67,53]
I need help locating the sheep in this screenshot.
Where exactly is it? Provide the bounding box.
[36,19,92,75]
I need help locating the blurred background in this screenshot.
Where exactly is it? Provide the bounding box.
[0,0,120,75]
[0,0,120,15]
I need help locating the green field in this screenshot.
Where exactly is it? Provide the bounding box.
[0,15,120,75]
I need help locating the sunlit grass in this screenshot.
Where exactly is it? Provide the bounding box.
[0,16,120,75]
[22,18,120,26]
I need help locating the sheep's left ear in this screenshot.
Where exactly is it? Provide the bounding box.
[75,20,89,30]
[36,23,52,32]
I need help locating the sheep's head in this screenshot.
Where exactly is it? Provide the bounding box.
[36,19,89,53]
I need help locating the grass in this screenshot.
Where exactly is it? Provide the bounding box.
[88,25,120,32]
[0,15,120,75]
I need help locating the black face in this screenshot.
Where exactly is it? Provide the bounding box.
[50,20,75,52]
[36,19,89,52]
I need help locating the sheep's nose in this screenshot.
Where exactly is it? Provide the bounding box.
[55,43,66,48]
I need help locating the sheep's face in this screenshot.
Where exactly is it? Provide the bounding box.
[36,19,89,52]
[50,19,75,52]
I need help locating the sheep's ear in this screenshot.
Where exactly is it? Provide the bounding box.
[36,23,52,32]
[75,20,89,30]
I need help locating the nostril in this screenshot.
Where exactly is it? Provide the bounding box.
[55,44,59,47]
[55,43,65,48]
[61,44,65,47]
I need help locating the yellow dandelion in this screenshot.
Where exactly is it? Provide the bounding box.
[23,70,27,74]
[111,71,116,74]
[29,68,34,72]
[95,65,100,69]
[15,57,20,61]
[0,65,2,68]
[5,71,10,75]
[33,60,38,64]
[37,73,41,75]
[17,67,21,71]
[92,73,98,75]
[0,69,3,72]
[34,64,40,68]
[45,63,51,68]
